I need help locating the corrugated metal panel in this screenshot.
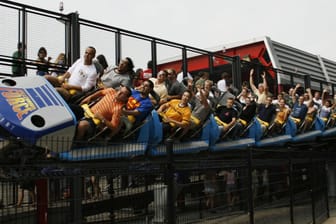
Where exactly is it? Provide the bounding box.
[271,40,325,80]
[322,57,336,83]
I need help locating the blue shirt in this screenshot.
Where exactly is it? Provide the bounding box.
[128,90,153,123]
[291,103,308,120]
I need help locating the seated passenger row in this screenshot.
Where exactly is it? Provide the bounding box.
[39,47,336,147]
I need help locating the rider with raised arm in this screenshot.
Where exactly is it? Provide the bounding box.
[249,68,268,105]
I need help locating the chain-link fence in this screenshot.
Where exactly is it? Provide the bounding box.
[0,140,332,224]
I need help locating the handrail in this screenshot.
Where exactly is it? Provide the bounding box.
[0,0,65,18]
[79,17,234,62]
[0,0,335,92]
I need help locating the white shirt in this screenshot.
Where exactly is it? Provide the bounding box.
[313,98,322,107]
[177,72,193,83]
[67,58,98,92]
[217,79,227,92]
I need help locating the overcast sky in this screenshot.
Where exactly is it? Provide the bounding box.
[14,0,336,62]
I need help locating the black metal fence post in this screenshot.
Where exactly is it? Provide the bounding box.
[115,31,121,67]
[166,138,176,224]
[247,147,254,224]
[304,74,311,89]
[182,47,188,80]
[151,40,157,77]
[288,148,294,224]
[69,12,80,64]
[107,175,115,224]
[311,156,316,224]
[208,54,214,78]
[21,6,27,71]
[325,161,330,219]
[70,176,83,224]
[232,56,242,90]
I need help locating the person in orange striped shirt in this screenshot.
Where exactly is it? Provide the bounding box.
[74,85,132,142]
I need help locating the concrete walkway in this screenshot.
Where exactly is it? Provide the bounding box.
[322,217,336,224]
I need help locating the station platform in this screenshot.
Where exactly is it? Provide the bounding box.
[323,217,336,224]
